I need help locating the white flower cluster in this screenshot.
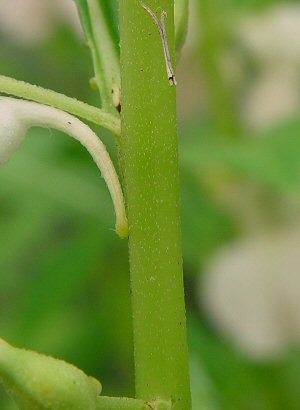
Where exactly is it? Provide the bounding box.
[201,227,300,360]
[239,4,300,131]
[0,0,81,46]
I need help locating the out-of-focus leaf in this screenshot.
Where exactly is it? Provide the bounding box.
[0,9,128,410]
[180,120,300,196]
[175,0,189,55]
[188,315,292,410]
[10,224,108,343]
[0,125,132,405]
[181,168,235,273]
[228,0,290,12]
[190,354,222,410]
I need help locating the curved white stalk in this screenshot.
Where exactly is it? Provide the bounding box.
[0,74,121,136]
[0,97,128,238]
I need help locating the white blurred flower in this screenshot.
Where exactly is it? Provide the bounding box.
[243,67,299,131]
[0,0,81,46]
[240,4,300,64]
[238,4,300,131]
[200,226,300,360]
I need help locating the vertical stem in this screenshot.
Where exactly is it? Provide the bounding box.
[119,1,191,409]
[87,0,121,112]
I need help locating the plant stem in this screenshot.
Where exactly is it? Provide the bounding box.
[97,397,171,410]
[119,1,191,408]
[0,97,127,237]
[96,396,151,410]
[0,75,120,136]
[87,0,121,112]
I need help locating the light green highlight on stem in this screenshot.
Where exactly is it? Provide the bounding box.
[0,74,121,136]
[120,0,191,408]
[96,396,149,409]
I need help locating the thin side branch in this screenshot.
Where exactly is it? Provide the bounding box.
[0,75,121,137]
[0,97,127,237]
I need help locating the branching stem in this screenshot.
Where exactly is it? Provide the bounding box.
[0,97,127,237]
[0,75,121,137]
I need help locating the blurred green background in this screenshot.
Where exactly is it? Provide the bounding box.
[1,0,300,409]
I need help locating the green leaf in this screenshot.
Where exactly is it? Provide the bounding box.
[0,338,101,410]
[180,120,300,196]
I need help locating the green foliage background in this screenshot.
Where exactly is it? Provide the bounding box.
[1,0,300,409]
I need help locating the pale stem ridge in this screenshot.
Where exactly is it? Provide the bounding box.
[0,97,128,238]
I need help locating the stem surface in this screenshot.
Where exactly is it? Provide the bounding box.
[119,1,191,408]
[97,396,152,409]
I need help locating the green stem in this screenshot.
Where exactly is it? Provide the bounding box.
[87,0,121,112]
[96,396,150,410]
[0,75,120,136]
[97,396,171,409]
[119,1,191,409]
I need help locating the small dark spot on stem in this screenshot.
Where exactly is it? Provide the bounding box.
[169,75,177,86]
